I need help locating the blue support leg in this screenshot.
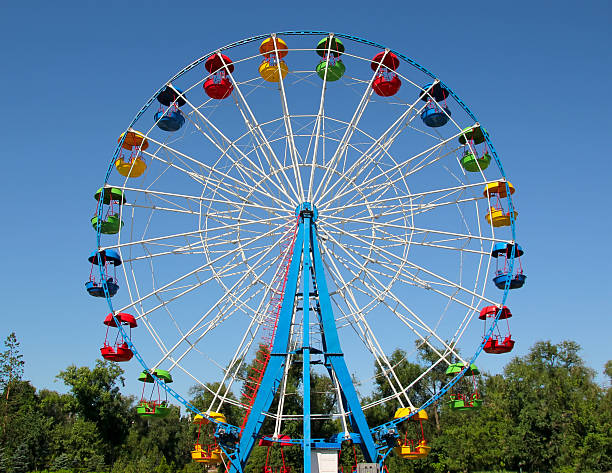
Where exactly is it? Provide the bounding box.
[302,214,312,473]
[235,224,305,471]
[310,226,379,462]
[234,207,381,472]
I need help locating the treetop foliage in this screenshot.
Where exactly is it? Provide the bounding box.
[0,332,610,473]
[0,332,25,401]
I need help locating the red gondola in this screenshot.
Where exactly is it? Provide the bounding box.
[479,306,515,354]
[204,54,234,100]
[371,51,401,97]
[100,313,137,362]
[260,436,291,473]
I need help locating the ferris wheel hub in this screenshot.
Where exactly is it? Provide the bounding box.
[295,202,318,221]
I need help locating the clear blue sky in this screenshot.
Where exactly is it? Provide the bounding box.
[1,0,610,399]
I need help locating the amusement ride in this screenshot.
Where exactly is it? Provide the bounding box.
[88,32,525,472]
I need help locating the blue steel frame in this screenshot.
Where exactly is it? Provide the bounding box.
[93,31,518,471]
[236,203,379,472]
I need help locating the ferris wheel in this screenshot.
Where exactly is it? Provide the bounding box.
[88,31,526,472]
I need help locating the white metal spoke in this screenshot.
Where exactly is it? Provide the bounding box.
[115,216,288,314]
[311,51,388,203]
[324,226,489,256]
[322,180,493,215]
[318,238,414,408]
[316,82,435,205]
[139,139,291,212]
[273,38,306,202]
[169,84,298,207]
[319,230,467,361]
[306,34,336,202]
[320,214,508,245]
[149,223,291,369]
[319,126,472,212]
[217,53,302,203]
[322,218,497,307]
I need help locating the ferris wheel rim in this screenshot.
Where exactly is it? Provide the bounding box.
[93,31,518,437]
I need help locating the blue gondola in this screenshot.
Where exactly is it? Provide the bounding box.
[421,105,451,127]
[88,249,122,266]
[86,250,122,297]
[491,242,526,290]
[419,82,451,128]
[85,279,119,297]
[154,86,186,132]
[418,82,450,102]
[493,272,526,289]
[154,109,185,132]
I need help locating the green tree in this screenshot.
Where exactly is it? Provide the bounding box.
[38,388,71,421]
[123,404,192,468]
[50,452,73,470]
[0,448,8,473]
[605,359,612,383]
[0,380,54,470]
[10,443,29,473]
[0,335,607,473]
[57,359,135,464]
[49,418,106,470]
[500,341,602,471]
[0,332,25,401]
[427,341,612,473]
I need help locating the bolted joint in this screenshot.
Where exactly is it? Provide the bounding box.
[215,424,240,446]
[295,202,319,221]
[375,427,399,448]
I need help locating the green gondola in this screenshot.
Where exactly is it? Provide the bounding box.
[446,363,482,411]
[91,214,123,234]
[92,186,126,234]
[316,60,346,81]
[316,37,345,57]
[445,362,480,376]
[137,369,173,418]
[136,400,171,418]
[458,125,487,145]
[94,186,126,204]
[138,369,173,384]
[447,393,483,411]
[460,151,492,172]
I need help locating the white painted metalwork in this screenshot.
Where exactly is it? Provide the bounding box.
[100,33,517,440]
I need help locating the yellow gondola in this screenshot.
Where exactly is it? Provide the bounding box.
[486,207,518,227]
[193,412,227,424]
[394,440,431,459]
[259,60,289,82]
[115,156,146,178]
[115,130,149,178]
[392,409,431,460]
[393,408,428,421]
[191,444,224,464]
[191,412,227,463]
[258,36,289,82]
